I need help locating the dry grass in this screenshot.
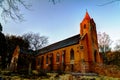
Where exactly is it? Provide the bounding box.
[0,70,120,80]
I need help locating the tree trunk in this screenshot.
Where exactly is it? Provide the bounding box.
[28,62,32,75]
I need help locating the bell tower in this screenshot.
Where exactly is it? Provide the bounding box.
[80,11,91,35]
[80,11,101,63]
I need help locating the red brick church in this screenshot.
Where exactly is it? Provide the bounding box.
[36,11,103,72]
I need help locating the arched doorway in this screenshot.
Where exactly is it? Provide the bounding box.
[94,50,97,63]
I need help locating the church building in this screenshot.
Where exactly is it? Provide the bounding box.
[36,12,102,72]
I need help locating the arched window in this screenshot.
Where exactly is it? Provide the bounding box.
[50,53,53,64]
[46,55,48,64]
[38,57,41,65]
[70,49,74,60]
[84,24,86,29]
[94,50,97,62]
[41,56,44,65]
[56,53,60,62]
[62,50,66,64]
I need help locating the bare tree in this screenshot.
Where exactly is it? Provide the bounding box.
[49,0,61,4]
[114,40,120,51]
[0,24,7,69]
[22,32,48,51]
[0,0,31,21]
[98,32,112,53]
[98,32,113,63]
[98,0,120,6]
[0,0,62,22]
[0,23,2,32]
[51,0,120,5]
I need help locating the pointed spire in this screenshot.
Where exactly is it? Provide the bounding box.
[84,10,91,20]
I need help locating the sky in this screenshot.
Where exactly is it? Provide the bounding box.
[1,0,120,49]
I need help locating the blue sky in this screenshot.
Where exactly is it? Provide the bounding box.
[1,0,120,49]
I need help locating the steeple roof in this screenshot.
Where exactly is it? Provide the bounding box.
[84,11,91,20]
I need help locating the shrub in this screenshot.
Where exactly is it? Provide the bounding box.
[38,70,48,77]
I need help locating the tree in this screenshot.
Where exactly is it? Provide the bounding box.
[114,40,120,51]
[98,32,112,63]
[22,32,48,51]
[5,35,29,66]
[49,0,61,4]
[0,0,61,21]
[0,23,2,32]
[107,51,120,67]
[0,0,30,21]
[0,24,7,69]
[98,0,120,6]
[98,32,112,53]
[17,50,35,75]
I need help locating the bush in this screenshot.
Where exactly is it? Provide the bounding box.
[17,68,28,75]
[57,70,64,75]
[32,70,39,75]
[38,70,48,77]
[1,71,11,76]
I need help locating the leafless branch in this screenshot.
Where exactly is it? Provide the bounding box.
[49,0,61,4]
[22,32,48,51]
[0,0,31,22]
[98,32,113,53]
[97,0,120,6]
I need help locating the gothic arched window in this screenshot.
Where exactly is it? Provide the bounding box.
[41,56,44,65]
[70,49,74,60]
[46,55,48,64]
[38,57,41,65]
[56,53,60,62]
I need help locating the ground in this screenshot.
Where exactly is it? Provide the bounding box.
[0,70,120,80]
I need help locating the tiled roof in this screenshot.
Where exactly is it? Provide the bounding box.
[37,34,80,55]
